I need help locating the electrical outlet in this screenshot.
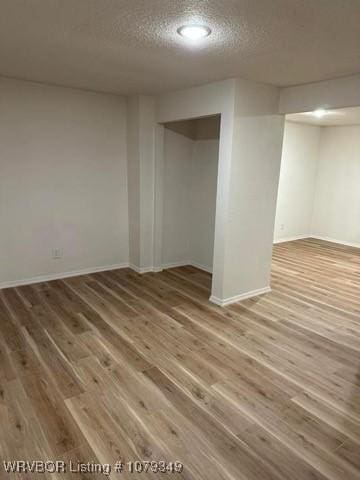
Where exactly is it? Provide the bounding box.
[280,224,285,231]
[52,248,63,259]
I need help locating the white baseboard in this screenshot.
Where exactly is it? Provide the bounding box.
[274,234,360,250]
[310,235,360,249]
[0,263,129,290]
[189,261,213,274]
[161,261,189,270]
[0,259,209,288]
[274,235,310,244]
[152,266,164,273]
[129,261,192,274]
[210,286,271,307]
[161,260,212,273]
[129,264,155,274]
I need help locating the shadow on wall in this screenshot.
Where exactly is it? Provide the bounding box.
[164,115,220,141]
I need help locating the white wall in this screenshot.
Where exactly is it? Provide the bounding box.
[274,122,321,241]
[0,78,129,286]
[126,96,141,267]
[312,126,360,246]
[162,129,219,271]
[189,139,219,271]
[162,129,192,266]
[219,79,284,302]
[279,73,360,113]
[126,95,156,271]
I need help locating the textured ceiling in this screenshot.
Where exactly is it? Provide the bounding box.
[1,0,360,95]
[287,107,360,126]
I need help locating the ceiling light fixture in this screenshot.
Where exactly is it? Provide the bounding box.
[177,24,212,40]
[313,108,328,118]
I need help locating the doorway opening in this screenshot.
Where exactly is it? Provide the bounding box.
[274,106,360,248]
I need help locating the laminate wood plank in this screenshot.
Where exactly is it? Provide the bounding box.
[292,391,360,444]
[37,287,91,335]
[2,288,33,327]
[65,393,144,480]
[0,238,359,479]
[0,337,17,381]
[0,379,54,480]
[19,371,85,456]
[22,324,84,399]
[57,444,103,480]
[0,293,27,352]
[142,407,232,480]
[18,285,92,363]
[334,439,360,472]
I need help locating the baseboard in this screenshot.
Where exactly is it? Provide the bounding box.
[1,259,212,287]
[274,235,310,244]
[274,234,360,250]
[128,264,155,274]
[161,261,190,270]
[129,261,191,274]
[310,235,360,250]
[161,260,213,274]
[210,286,271,307]
[152,266,164,273]
[0,262,129,290]
[189,261,213,274]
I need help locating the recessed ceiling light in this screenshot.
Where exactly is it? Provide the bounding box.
[313,108,328,118]
[177,24,212,40]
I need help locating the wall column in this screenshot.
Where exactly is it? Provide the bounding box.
[211,79,285,305]
[127,95,156,272]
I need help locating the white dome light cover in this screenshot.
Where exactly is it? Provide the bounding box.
[177,24,212,40]
[313,108,328,118]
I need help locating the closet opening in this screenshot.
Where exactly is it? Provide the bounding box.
[160,114,221,290]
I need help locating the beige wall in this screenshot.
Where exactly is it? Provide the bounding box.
[126,96,141,267]
[0,78,129,286]
[189,139,219,271]
[126,95,156,272]
[274,122,321,242]
[217,79,284,303]
[162,129,192,266]
[164,116,220,140]
[162,128,219,271]
[312,126,360,246]
[279,73,360,113]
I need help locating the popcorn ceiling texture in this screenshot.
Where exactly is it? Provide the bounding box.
[1,0,360,95]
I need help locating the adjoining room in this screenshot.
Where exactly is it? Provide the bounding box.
[275,107,360,248]
[270,109,360,362]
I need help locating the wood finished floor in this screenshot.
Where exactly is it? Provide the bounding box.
[0,238,360,479]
